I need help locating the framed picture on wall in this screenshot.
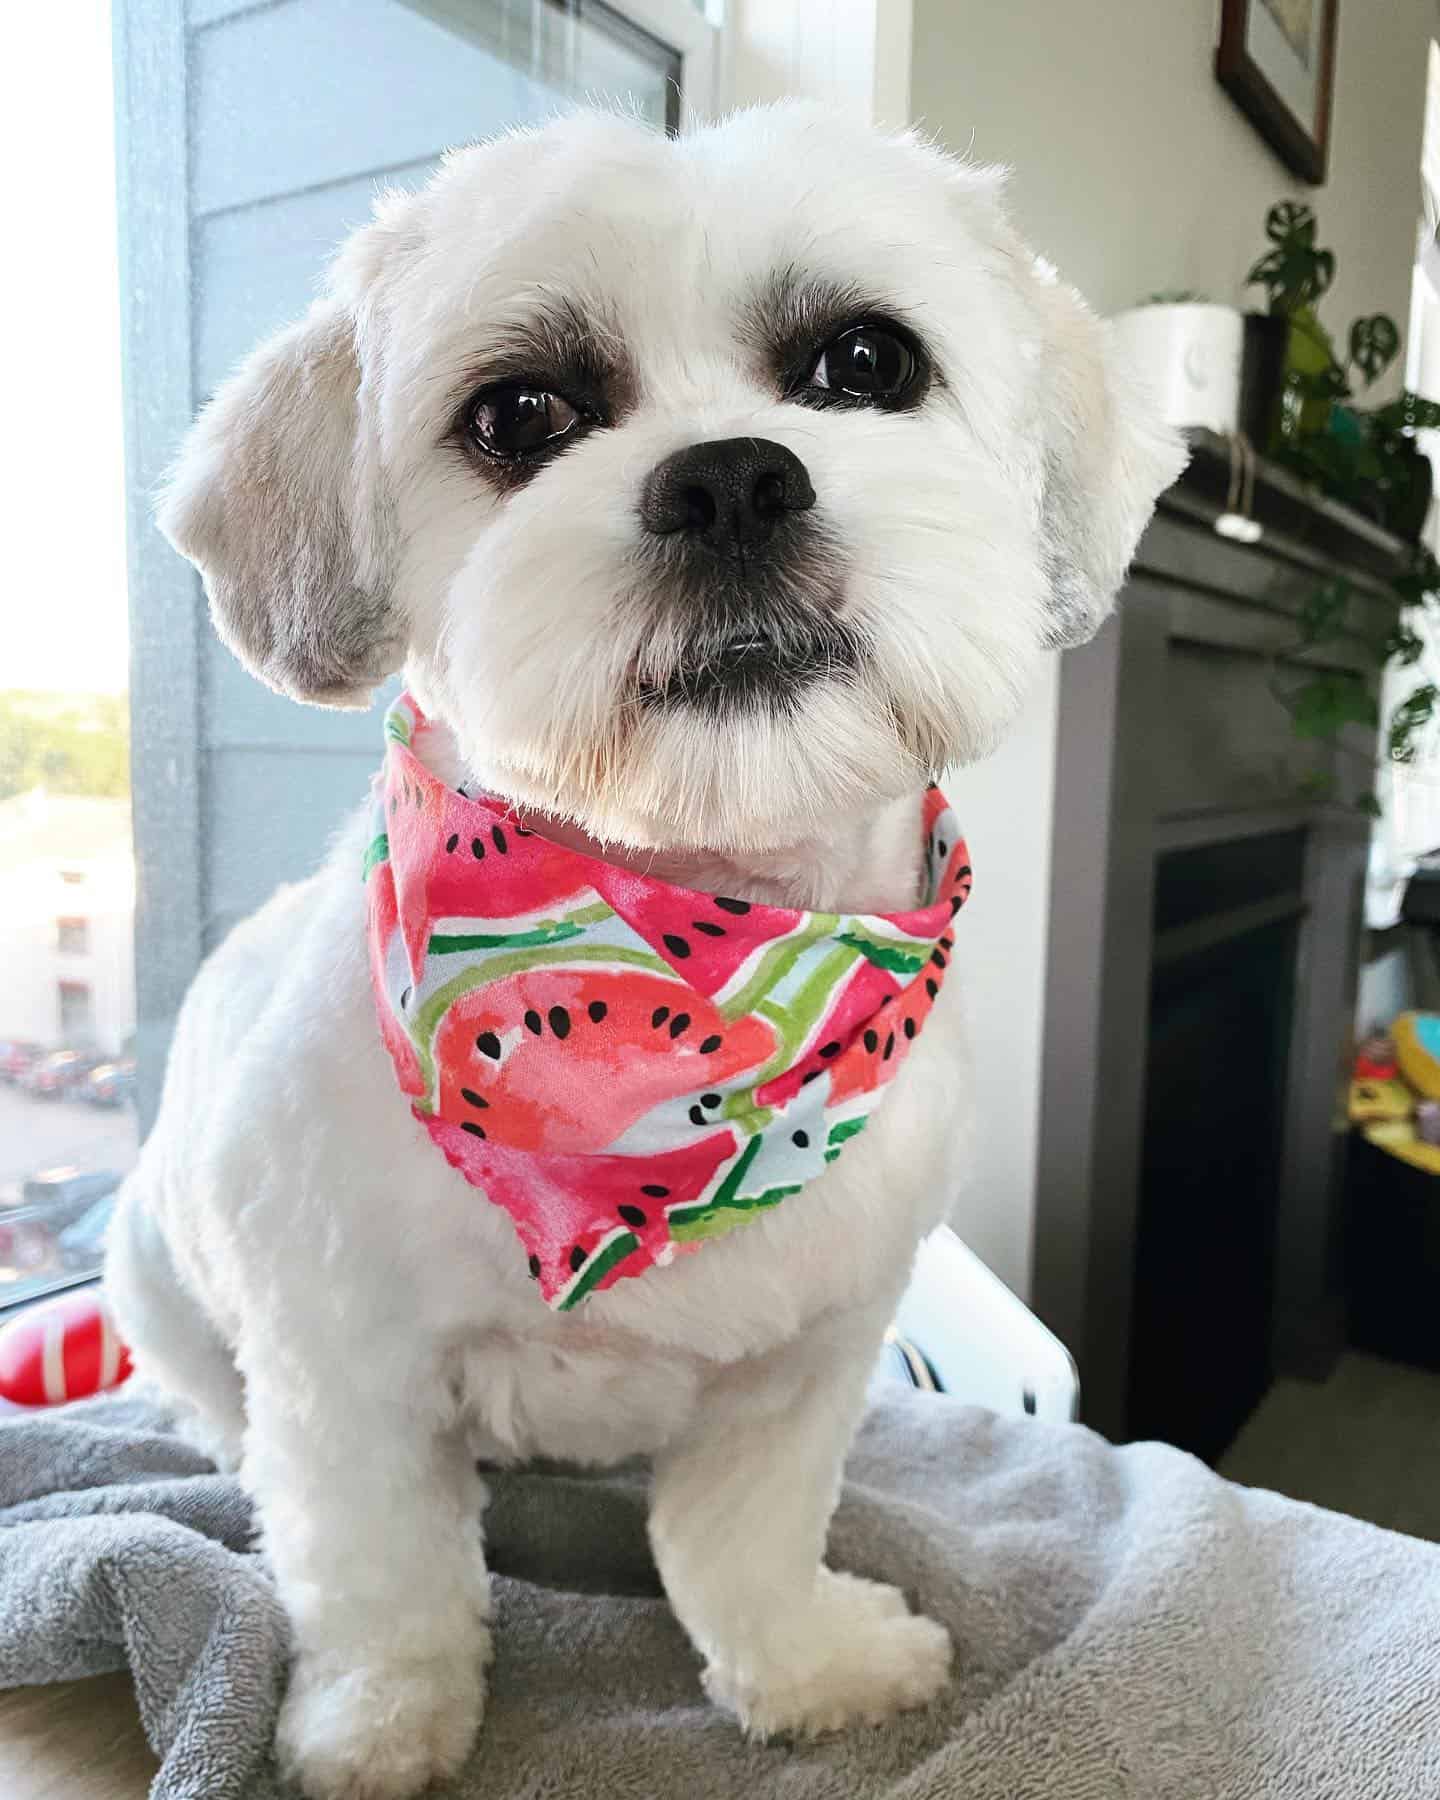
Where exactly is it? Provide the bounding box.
[1216,0,1339,184]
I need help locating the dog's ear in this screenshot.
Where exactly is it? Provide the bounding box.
[1024,261,1188,646]
[157,297,402,709]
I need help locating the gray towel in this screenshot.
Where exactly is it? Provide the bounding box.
[2,1386,1437,1799]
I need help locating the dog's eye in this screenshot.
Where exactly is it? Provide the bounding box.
[465,385,583,458]
[806,326,917,402]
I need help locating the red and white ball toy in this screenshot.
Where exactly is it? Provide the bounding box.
[0,1288,133,1407]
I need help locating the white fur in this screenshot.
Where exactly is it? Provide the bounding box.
[109,103,1183,1800]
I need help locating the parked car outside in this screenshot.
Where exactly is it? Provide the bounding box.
[21,1049,105,1100]
[56,1190,121,1269]
[0,1168,122,1286]
[0,1040,44,1084]
[83,1059,136,1109]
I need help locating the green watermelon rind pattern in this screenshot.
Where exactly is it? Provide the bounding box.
[553,1225,641,1312]
[664,1116,869,1244]
[362,833,390,883]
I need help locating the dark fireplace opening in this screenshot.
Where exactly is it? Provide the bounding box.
[1127,831,1306,1462]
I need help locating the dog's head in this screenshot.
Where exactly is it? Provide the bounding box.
[161,103,1184,851]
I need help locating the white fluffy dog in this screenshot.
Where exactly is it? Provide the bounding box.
[107,102,1182,1800]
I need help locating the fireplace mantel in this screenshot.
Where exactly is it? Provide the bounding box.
[1032,433,1408,1451]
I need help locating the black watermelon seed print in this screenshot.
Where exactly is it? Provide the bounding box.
[525,1010,543,1035]
[588,1000,607,1022]
[714,896,750,914]
[548,1006,571,1039]
[863,1029,879,1054]
[475,1031,502,1059]
[663,933,691,959]
[618,1204,647,1227]
[699,1034,722,1054]
[471,838,485,859]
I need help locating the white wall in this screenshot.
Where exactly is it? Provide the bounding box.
[942,664,1059,1296]
[912,0,1435,347]
[911,0,1439,1300]
[724,0,912,125]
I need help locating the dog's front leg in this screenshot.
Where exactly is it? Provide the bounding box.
[650,1303,952,1739]
[242,1345,492,1800]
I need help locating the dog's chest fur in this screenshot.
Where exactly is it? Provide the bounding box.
[145,807,969,1467]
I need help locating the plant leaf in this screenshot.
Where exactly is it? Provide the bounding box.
[1350,314,1401,385]
[1290,674,1379,740]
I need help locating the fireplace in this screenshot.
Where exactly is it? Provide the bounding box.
[1033,431,1386,1454]
[1128,834,1305,1461]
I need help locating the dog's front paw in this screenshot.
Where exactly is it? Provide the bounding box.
[702,1573,951,1739]
[277,1641,490,1800]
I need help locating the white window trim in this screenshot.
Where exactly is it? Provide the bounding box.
[717,0,912,126]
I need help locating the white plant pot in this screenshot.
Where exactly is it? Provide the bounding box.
[1111,303,1244,435]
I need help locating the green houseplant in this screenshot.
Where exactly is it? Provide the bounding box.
[1241,201,1440,806]
[1246,201,1435,537]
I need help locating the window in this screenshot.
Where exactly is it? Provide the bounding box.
[56,917,90,956]
[1,0,715,1313]
[57,983,95,1041]
[1370,38,1440,925]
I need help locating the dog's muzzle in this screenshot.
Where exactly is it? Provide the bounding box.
[636,438,857,709]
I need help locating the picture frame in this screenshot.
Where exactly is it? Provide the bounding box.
[1216,0,1339,185]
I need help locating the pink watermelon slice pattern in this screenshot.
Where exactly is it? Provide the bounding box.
[364,697,972,1309]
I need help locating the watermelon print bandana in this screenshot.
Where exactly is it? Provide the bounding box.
[365,694,972,1311]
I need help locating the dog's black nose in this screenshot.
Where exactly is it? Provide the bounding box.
[640,438,815,558]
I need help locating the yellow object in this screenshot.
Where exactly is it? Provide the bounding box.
[1348,1077,1415,1123]
[1392,1011,1440,1100]
[1363,1118,1440,1174]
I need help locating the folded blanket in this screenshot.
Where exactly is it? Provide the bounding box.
[2,1386,1437,1799]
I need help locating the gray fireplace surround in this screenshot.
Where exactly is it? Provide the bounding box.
[1033,429,1402,1450]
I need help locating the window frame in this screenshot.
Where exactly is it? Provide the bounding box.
[56,916,91,956]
